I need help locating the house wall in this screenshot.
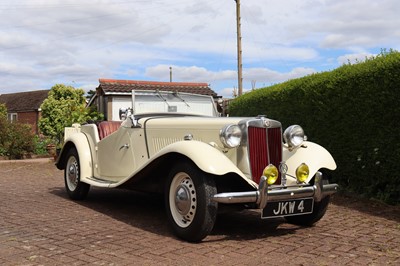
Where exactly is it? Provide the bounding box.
[107,97,113,121]
[110,96,131,121]
[17,111,40,134]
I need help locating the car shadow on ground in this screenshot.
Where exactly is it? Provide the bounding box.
[331,193,400,223]
[49,186,301,242]
[210,211,294,241]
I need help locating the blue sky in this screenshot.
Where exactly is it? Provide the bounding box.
[0,0,399,98]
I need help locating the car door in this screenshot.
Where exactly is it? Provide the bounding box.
[97,126,136,181]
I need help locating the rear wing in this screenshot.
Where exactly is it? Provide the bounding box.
[64,124,81,141]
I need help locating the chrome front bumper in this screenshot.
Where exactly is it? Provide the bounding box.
[212,172,338,209]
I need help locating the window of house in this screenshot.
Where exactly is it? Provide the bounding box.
[7,113,17,123]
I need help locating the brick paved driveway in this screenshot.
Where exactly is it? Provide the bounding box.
[0,159,399,265]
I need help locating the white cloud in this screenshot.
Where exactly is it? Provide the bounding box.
[307,0,400,49]
[144,64,316,98]
[241,67,316,89]
[337,52,376,65]
[0,0,399,98]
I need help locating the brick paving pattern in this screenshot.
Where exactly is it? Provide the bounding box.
[0,159,399,265]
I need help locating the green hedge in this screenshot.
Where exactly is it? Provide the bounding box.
[229,50,400,204]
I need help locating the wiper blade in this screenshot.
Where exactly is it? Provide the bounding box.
[156,90,170,107]
[173,91,190,107]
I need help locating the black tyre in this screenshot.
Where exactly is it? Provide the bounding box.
[285,195,330,226]
[165,161,218,242]
[64,148,90,200]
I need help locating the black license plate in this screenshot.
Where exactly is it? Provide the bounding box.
[262,198,314,218]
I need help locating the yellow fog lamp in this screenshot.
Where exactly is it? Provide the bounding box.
[296,163,309,183]
[263,164,279,185]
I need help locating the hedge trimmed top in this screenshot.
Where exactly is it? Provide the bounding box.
[229,49,400,204]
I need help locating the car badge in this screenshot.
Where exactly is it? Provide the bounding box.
[260,117,270,127]
[279,162,288,174]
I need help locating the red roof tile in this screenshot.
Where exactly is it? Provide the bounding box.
[97,79,218,97]
[0,90,50,112]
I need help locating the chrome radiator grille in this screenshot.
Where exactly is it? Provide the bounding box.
[248,126,282,184]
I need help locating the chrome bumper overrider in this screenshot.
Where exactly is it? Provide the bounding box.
[212,172,338,209]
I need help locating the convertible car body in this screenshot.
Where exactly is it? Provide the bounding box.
[56,90,338,242]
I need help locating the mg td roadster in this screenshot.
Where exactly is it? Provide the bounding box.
[56,90,338,242]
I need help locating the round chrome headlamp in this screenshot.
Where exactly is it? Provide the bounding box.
[283,125,305,148]
[219,124,242,148]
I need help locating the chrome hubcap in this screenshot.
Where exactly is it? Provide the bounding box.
[66,157,79,191]
[170,173,197,228]
[175,185,191,215]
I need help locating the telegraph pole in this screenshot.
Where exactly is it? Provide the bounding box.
[235,0,243,96]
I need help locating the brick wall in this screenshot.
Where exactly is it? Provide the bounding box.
[17,111,40,134]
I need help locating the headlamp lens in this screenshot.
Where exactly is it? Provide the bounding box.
[263,164,279,185]
[219,124,242,148]
[283,125,305,148]
[296,163,309,183]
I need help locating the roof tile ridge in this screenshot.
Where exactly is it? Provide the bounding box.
[99,78,209,87]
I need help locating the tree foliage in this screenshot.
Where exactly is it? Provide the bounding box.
[0,103,7,119]
[86,89,96,101]
[39,84,103,145]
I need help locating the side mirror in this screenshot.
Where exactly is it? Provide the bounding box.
[119,108,127,120]
[119,108,140,128]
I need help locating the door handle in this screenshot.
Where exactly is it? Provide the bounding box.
[119,144,130,150]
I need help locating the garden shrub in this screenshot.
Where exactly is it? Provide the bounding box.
[0,104,36,159]
[0,117,35,159]
[33,135,56,155]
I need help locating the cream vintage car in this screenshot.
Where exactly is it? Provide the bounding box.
[56,90,338,242]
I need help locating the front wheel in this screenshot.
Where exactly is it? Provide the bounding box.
[286,173,332,226]
[64,148,90,200]
[285,196,330,226]
[165,161,217,242]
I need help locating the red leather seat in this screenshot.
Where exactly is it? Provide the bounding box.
[98,121,122,140]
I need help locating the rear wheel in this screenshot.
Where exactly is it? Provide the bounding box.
[165,161,217,242]
[64,148,90,200]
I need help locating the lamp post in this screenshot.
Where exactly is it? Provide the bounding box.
[235,0,243,96]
